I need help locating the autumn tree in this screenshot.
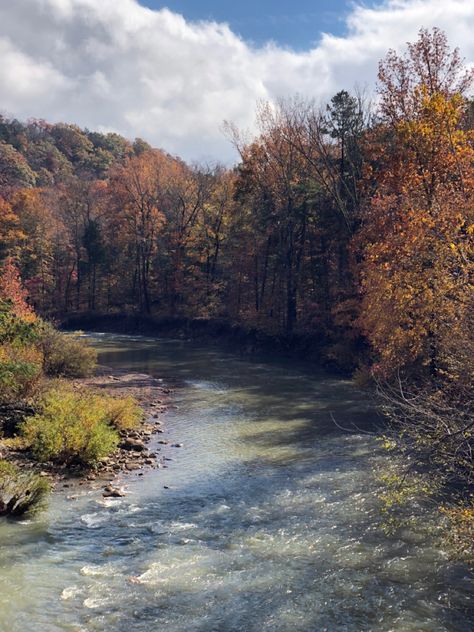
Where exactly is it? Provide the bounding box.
[109,151,166,313]
[157,161,215,315]
[0,197,25,260]
[7,189,59,311]
[268,94,369,344]
[0,257,36,322]
[198,168,235,313]
[56,179,99,311]
[228,103,316,334]
[0,142,36,189]
[357,28,474,376]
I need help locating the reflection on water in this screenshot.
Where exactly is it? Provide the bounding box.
[0,334,472,631]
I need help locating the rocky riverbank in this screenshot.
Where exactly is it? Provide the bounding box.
[0,368,178,499]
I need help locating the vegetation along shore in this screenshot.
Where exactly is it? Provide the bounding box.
[0,268,177,514]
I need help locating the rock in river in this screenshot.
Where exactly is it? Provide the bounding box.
[102,485,126,498]
[120,438,146,451]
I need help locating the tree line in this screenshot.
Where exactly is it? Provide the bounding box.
[1,29,472,375]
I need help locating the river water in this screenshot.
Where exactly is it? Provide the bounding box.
[0,334,473,631]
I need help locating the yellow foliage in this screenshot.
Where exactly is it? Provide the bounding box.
[357,89,473,376]
[441,501,474,565]
[39,325,97,378]
[21,384,121,466]
[0,344,43,403]
[93,394,143,431]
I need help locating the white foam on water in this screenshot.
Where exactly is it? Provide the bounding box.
[80,512,108,528]
[83,596,110,609]
[168,521,199,531]
[61,586,82,600]
[80,563,119,578]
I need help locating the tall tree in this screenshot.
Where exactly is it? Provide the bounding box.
[109,151,166,313]
[357,28,474,376]
[229,103,314,334]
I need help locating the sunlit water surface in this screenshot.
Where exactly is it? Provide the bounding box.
[0,334,473,631]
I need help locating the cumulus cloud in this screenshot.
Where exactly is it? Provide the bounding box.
[0,0,472,162]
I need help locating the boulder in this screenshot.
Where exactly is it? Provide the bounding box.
[102,485,126,498]
[120,438,146,452]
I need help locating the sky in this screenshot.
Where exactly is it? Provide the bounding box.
[140,1,360,49]
[0,0,473,163]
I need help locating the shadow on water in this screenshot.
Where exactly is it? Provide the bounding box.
[1,333,473,632]
[4,440,471,630]
[11,453,470,632]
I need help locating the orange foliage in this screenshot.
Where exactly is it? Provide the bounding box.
[0,257,36,322]
[109,150,167,312]
[357,29,474,376]
[0,197,25,258]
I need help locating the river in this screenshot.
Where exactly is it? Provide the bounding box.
[0,333,473,631]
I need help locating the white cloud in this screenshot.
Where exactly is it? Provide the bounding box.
[0,0,472,163]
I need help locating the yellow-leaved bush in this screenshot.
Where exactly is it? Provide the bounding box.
[441,502,474,564]
[20,385,141,467]
[0,344,43,403]
[38,324,98,378]
[101,395,144,431]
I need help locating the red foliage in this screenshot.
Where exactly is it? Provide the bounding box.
[0,257,36,321]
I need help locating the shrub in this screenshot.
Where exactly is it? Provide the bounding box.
[0,345,43,403]
[38,323,97,378]
[377,469,439,534]
[0,460,50,516]
[352,365,374,388]
[0,299,39,345]
[21,386,119,467]
[100,395,143,431]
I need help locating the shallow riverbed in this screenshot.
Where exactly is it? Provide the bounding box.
[0,333,473,631]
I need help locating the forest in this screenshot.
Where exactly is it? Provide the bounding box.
[0,28,473,553]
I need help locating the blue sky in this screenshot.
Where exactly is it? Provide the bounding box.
[141,1,371,49]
